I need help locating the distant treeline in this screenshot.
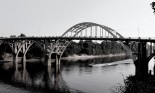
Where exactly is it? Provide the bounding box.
[62,40,126,57]
[0,33,127,59]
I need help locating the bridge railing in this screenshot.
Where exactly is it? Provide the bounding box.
[124,37,155,39]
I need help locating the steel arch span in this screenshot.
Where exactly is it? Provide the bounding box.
[61,22,124,38]
[53,22,133,59]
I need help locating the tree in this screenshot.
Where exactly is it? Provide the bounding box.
[18,33,26,37]
[10,35,16,38]
[62,40,126,57]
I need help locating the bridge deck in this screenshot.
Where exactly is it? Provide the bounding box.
[1,37,155,42]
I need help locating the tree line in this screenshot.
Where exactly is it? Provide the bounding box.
[62,40,126,57]
[0,33,127,59]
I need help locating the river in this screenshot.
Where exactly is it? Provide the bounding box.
[0,56,153,93]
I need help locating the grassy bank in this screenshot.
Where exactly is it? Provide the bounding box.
[115,75,155,93]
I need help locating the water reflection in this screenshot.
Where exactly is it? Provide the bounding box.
[0,62,79,93]
[61,56,130,73]
[61,56,133,93]
[0,56,133,93]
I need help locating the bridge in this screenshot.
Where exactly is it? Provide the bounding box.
[0,22,155,77]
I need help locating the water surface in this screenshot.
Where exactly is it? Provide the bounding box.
[0,56,136,93]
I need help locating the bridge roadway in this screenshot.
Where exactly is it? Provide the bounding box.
[1,37,155,42]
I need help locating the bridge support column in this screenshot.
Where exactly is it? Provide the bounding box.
[134,42,148,78]
[44,55,51,67]
[22,55,26,69]
[55,54,61,65]
[55,54,61,74]
[13,54,18,70]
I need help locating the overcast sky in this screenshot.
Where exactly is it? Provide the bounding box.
[0,0,155,37]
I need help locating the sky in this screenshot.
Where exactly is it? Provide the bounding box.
[0,0,155,37]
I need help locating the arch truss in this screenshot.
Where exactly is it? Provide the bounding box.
[53,22,131,58]
[62,22,123,38]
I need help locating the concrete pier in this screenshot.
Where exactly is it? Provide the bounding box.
[13,55,18,70]
[134,42,149,78]
[44,55,51,67]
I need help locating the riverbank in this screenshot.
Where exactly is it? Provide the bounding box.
[118,75,155,93]
[89,59,133,67]
[61,53,128,61]
[0,53,129,63]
